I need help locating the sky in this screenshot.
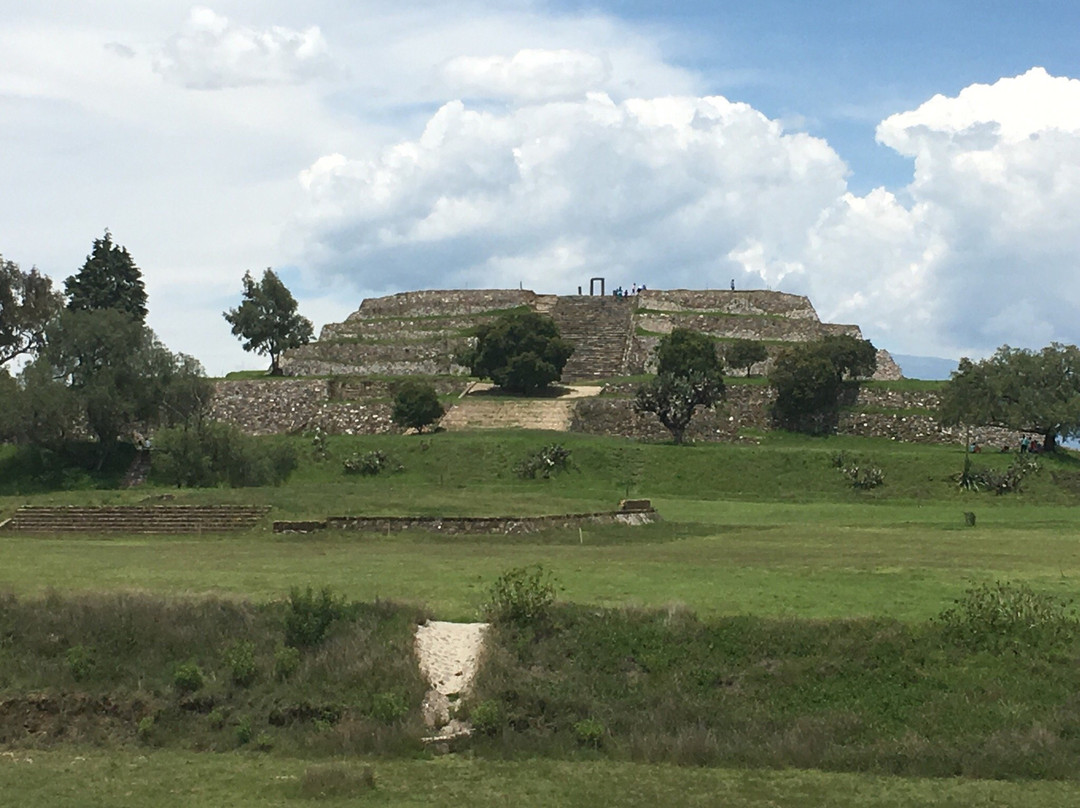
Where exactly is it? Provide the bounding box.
[2,1,1079,377]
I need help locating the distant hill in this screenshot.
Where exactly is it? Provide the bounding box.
[892,354,957,381]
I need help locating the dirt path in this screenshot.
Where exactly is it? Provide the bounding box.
[414,621,488,741]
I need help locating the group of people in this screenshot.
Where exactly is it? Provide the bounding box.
[968,436,1042,454]
[612,283,647,297]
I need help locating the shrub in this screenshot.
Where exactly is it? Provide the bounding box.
[66,644,95,682]
[284,586,348,648]
[173,660,204,694]
[254,731,274,751]
[343,450,394,476]
[370,692,409,724]
[391,382,445,433]
[484,565,558,627]
[469,700,504,735]
[514,444,572,479]
[573,718,606,748]
[274,644,301,680]
[224,640,258,687]
[235,715,253,745]
[151,422,297,487]
[137,715,156,744]
[936,580,1079,653]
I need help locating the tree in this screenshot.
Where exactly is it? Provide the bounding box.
[634,329,726,444]
[723,339,768,377]
[65,231,147,322]
[0,256,62,366]
[223,269,314,376]
[938,343,1080,452]
[36,308,210,462]
[458,309,574,394]
[634,372,724,444]
[655,328,723,378]
[391,381,445,433]
[769,336,877,433]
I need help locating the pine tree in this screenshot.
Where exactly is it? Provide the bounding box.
[64,230,147,322]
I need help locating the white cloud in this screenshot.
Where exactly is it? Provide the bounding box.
[154,6,334,89]
[442,49,611,101]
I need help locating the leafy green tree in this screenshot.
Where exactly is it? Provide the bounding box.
[723,339,769,377]
[634,372,724,444]
[391,381,445,433]
[64,231,147,322]
[37,309,210,462]
[458,309,573,394]
[654,328,723,378]
[3,360,80,448]
[0,256,63,366]
[223,269,314,376]
[634,329,726,444]
[151,421,297,487]
[769,336,877,433]
[939,343,1080,452]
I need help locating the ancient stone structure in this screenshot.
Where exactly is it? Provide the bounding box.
[281,288,902,381]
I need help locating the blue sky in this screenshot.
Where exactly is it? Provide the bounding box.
[1,1,1078,376]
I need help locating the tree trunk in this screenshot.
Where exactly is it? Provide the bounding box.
[1043,433,1057,453]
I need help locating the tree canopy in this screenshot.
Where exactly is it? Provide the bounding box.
[0,255,62,366]
[654,328,723,378]
[64,231,147,322]
[458,309,573,394]
[769,335,877,433]
[938,343,1080,452]
[391,381,445,433]
[634,328,726,444]
[723,339,769,377]
[223,269,314,376]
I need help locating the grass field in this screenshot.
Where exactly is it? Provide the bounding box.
[5,750,1080,808]
[3,428,1080,803]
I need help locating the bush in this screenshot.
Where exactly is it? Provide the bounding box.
[151,422,297,487]
[955,455,1039,494]
[284,586,348,648]
[224,640,258,687]
[274,644,301,680]
[514,444,572,479]
[66,644,95,682]
[370,691,409,724]
[573,718,606,748]
[343,450,395,476]
[173,660,204,694]
[832,453,885,489]
[469,700,504,735]
[391,382,445,433]
[235,715,253,746]
[484,565,558,628]
[936,580,1079,653]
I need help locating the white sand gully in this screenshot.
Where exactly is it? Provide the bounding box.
[414,621,488,742]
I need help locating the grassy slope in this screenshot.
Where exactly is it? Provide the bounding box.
[5,751,1080,808]
[3,432,1080,621]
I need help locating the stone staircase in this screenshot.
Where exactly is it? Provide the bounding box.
[440,397,575,432]
[0,505,271,534]
[549,296,634,381]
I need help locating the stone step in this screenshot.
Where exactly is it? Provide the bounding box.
[1,506,270,534]
[440,398,574,431]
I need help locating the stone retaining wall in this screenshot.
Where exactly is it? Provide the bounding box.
[211,379,397,436]
[274,510,658,535]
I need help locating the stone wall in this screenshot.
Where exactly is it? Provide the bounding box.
[353,289,539,318]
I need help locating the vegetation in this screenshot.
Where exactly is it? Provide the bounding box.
[151,421,298,487]
[723,338,769,377]
[0,254,62,366]
[634,328,725,444]
[223,269,314,376]
[391,380,445,432]
[458,309,573,394]
[770,335,877,433]
[63,230,148,323]
[939,343,1080,452]
[514,443,573,479]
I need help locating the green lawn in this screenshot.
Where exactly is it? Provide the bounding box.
[4,750,1079,808]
